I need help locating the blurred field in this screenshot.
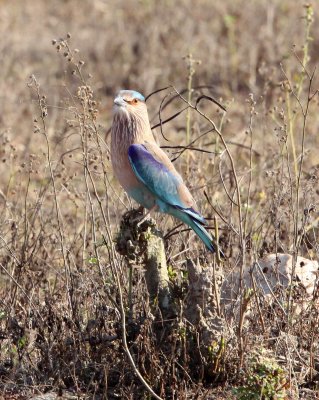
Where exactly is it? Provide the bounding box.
[0,0,319,398]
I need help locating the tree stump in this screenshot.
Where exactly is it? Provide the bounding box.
[115,208,174,317]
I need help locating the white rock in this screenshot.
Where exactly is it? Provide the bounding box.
[256,253,318,296]
[221,253,319,315]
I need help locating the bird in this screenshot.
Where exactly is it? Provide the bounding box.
[111,89,224,256]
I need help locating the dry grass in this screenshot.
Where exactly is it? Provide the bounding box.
[0,0,319,398]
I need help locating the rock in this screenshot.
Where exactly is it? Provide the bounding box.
[221,253,319,317]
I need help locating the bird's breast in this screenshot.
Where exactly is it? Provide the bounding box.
[111,145,156,210]
[111,150,138,191]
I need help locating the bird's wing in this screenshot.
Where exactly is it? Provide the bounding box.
[128,142,205,224]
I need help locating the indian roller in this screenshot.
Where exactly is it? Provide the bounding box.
[111,89,223,256]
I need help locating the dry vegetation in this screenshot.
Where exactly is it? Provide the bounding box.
[0,0,319,398]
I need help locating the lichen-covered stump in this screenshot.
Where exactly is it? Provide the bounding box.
[115,208,175,317]
[185,259,225,374]
[116,209,226,377]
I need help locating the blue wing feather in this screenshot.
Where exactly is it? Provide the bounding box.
[128,144,181,204]
[128,144,205,224]
[128,143,224,255]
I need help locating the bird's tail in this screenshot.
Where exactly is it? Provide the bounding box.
[169,207,225,258]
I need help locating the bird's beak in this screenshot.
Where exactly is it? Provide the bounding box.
[114,96,126,107]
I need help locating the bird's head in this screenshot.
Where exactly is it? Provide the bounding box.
[113,90,147,117]
[112,89,153,143]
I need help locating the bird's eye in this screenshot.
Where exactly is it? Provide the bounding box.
[132,98,138,104]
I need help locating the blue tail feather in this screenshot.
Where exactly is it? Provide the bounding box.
[191,219,217,253]
[168,207,224,257]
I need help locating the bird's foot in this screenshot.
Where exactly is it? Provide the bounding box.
[136,204,158,227]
